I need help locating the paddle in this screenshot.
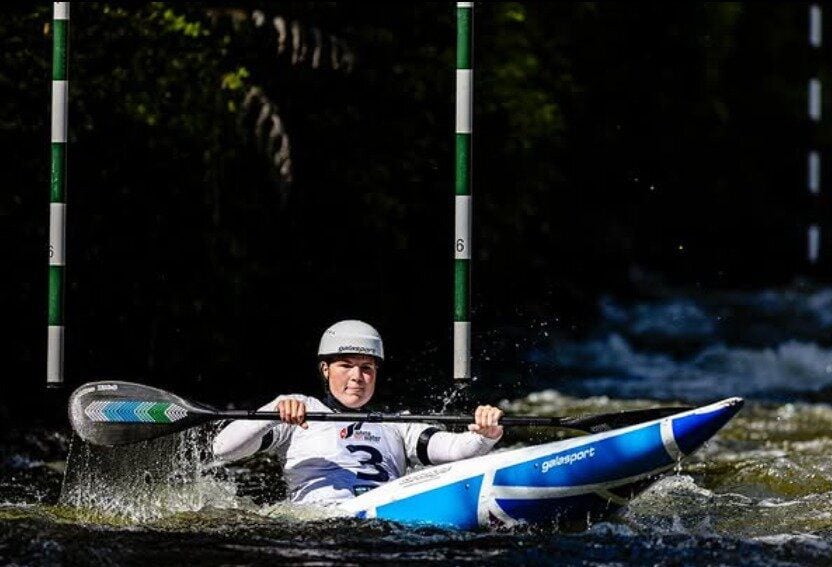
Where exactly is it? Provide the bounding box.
[68,380,692,447]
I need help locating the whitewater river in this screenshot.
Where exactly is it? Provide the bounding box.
[3,285,832,565]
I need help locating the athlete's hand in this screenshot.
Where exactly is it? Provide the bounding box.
[277,398,308,429]
[468,405,504,439]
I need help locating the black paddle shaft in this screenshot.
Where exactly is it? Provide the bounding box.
[214,410,563,426]
[211,408,693,431]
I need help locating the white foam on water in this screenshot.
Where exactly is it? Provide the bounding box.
[753,533,832,554]
[599,295,716,340]
[637,474,715,501]
[534,334,832,401]
[259,500,347,522]
[598,287,832,342]
[586,521,637,537]
[757,498,800,509]
[530,286,832,401]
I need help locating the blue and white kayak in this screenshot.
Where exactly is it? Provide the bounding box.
[337,397,743,528]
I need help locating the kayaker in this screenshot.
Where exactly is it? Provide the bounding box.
[212,320,504,505]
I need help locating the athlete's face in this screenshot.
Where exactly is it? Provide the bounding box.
[321,355,378,408]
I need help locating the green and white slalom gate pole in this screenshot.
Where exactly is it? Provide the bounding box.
[48,2,69,387]
[808,3,822,265]
[454,2,472,386]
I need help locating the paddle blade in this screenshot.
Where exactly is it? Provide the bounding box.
[560,405,693,434]
[68,381,215,447]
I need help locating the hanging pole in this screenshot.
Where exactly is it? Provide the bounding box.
[48,2,69,387]
[454,2,473,384]
[808,3,822,265]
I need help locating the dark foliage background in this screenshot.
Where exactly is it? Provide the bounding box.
[2,2,829,422]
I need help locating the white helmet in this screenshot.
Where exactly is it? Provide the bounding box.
[318,320,384,360]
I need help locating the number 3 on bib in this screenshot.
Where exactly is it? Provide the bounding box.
[346,444,390,482]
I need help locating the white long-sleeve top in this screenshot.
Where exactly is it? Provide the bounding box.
[213,394,500,505]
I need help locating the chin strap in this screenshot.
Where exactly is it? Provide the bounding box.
[323,391,385,414]
[324,391,372,413]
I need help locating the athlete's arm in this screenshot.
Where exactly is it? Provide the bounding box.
[425,429,501,465]
[212,418,276,462]
[401,405,504,466]
[427,405,504,464]
[212,395,304,462]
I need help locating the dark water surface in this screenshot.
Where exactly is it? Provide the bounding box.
[1,509,829,566]
[4,286,832,565]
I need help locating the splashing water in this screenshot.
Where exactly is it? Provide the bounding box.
[58,426,241,523]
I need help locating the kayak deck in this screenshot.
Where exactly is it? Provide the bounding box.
[338,397,743,529]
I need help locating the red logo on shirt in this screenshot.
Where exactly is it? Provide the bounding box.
[340,423,358,439]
